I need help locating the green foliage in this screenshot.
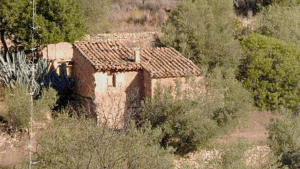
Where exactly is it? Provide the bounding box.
[35,113,173,169]
[4,84,57,130]
[267,110,300,168]
[0,0,85,49]
[219,139,251,169]
[5,85,31,130]
[256,4,300,45]
[238,33,300,110]
[141,72,252,155]
[270,0,300,6]
[208,68,253,128]
[161,0,242,70]
[80,0,111,35]
[216,139,280,169]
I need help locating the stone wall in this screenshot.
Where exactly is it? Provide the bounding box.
[42,42,73,61]
[73,49,97,99]
[42,42,74,75]
[85,32,162,48]
[151,76,204,97]
[94,70,144,128]
[143,71,152,98]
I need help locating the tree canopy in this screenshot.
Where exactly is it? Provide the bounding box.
[256,4,300,46]
[0,0,85,51]
[161,0,242,71]
[238,33,300,110]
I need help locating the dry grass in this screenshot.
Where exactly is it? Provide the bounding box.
[108,8,163,32]
[108,0,176,33]
[219,111,280,145]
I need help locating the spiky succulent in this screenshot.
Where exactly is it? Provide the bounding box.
[0,51,49,95]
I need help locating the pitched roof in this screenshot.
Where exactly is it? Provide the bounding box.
[74,41,201,78]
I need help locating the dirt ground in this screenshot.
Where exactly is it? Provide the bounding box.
[0,98,47,168]
[175,111,280,169]
[219,111,280,145]
[0,132,30,167]
[0,100,31,167]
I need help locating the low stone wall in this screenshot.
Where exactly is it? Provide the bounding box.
[84,32,162,48]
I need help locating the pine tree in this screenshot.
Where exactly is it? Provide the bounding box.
[0,0,85,52]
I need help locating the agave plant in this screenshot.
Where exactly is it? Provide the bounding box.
[0,51,49,95]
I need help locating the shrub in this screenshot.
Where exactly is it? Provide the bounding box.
[140,71,252,155]
[270,0,300,6]
[161,0,242,70]
[256,5,300,45]
[4,84,57,131]
[219,139,251,169]
[5,85,31,130]
[208,68,253,129]
[35,113,173,169]
[267,110,300,168]
[238,33,300,110]
[217,139,279,169]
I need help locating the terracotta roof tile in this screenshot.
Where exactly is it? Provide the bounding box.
[74,41,201,78]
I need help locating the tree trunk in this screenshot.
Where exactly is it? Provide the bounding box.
[0,30,8,58]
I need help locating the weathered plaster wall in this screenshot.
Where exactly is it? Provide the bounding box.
[151,76,204,97]
[143,71,152,98]
[94,71,144,128]
[73,50,97,98]
[42,42,73,61]
[42,42,74,75]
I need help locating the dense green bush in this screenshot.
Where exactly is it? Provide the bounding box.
[238,33,300,110]
[256,5,300,45]
[268,110,300,168]
[35,113,173,169]
[141,70,252,154]
[161,0,242,71]
[0,0,85,50]
[4,84,57,130]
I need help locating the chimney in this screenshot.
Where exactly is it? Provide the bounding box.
[134,48,140,63]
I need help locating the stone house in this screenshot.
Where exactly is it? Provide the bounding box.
[72,40,202,128]
[43,40,202,128]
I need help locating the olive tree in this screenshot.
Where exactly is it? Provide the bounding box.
[162,0,243,71]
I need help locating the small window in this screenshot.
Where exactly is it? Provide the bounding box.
[66,65,73,77]
[59,63,67,77]
[107,73,116,87]
[113,73,116,87]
